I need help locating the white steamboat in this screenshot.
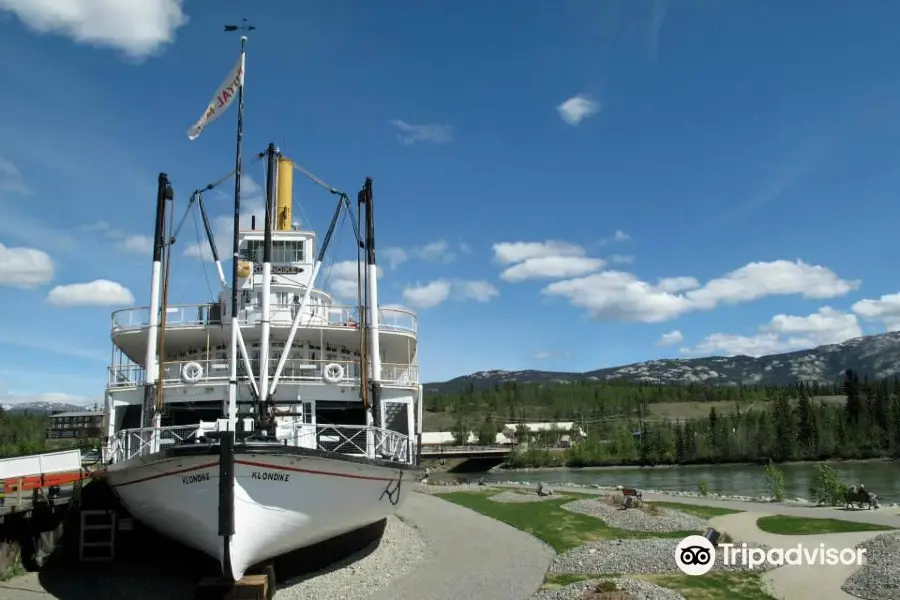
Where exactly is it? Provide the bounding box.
[99,147,423,581]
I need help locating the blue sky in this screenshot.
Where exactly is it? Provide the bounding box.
[3,0,900,404]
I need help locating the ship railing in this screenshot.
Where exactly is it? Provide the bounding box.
[286,424,411,463]
[107,359,419,388]
[110,425,201,463]
[110,303,417,334]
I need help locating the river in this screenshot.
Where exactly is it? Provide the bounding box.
[470,461,900,502]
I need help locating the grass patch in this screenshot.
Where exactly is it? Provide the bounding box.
[649,501,744,519]
[756,515,895,535]
[543,573,607,588]
[646,572,776,600]
[439,491,698,552]
[0,563,24,582]
[543,572,774,599]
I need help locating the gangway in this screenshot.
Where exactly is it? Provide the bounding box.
[0,449,89,516]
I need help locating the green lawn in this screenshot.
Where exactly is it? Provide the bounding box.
[648,501,744,519]
[542,572,776,600]
[438,491,701,552]
[756,515,895,535]
[439,491,775,600]
[648,572,776,600]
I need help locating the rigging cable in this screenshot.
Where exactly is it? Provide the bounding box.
[191,207,216,302]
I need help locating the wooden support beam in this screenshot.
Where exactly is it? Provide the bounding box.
[194,574,270,600]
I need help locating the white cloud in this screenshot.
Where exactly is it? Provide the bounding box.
[401,279,498,309]
[557,94,601,126]
[47,279,134,307]
[0,0,188,59]
[501,256,606,282]
[183,175,265,259]
[599,230,630,245]
[494,240,606,282]
[493,240,586,265]
[119,234,153,254]
[323,260,384,302]
[0,242,54,288]
[390,120,453,145]
[412,240,455,264]
[80,221,154,255]
[852,293,900,331]
[382,240,456,269]
[456,280,499,303]
[380,303,413,313]
[682,307,862,357]
[382,247,408,269]
[0,157,30,195]
[656,276,700,293]
[657,330,684,346]
[609,254,634,265]
[402,280,452,309]
[543,260,859,323]
[458,241,472,254]
[534,351,553,361]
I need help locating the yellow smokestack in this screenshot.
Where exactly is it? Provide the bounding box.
[276,156,293,231]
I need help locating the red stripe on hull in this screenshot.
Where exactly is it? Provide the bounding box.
[109,457,398,487]
[111,462,219,488]
[235,459,397,482]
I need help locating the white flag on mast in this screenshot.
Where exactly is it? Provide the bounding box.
[186,53,245,141]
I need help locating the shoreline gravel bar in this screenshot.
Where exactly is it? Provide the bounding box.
[841,531,900,600]
[561,498,709,532]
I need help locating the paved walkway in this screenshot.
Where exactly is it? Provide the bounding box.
[368,492,555,600]
[708,511,884,600]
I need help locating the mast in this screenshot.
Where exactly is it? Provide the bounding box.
[218,32,247,572]
[143,173,173,433]
[360,178,381,456]
[258,143,278,436]
[151,186,176,451]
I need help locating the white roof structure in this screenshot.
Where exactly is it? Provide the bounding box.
[502,422,586,436]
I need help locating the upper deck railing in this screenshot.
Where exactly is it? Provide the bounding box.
[111,303,417,335]
[108,358,419,389]
[109,423,412,464]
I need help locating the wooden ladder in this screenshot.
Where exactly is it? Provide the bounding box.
[79,509,116,562]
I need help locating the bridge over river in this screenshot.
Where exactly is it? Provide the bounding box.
[419,445,512,472]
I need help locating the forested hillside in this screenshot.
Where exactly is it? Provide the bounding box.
[426,370,900,467]
[0,412,83,458]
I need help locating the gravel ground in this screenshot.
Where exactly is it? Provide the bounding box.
[275,516,425,600]
[490,491,570,503]
[531,577,686,600]
[841,532,900,600]
[413,482,487,495]
[549,538,776,575]
[562,499,708,533]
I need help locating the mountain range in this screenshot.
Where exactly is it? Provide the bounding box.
[424,331,900,396]
[0,402,89,415]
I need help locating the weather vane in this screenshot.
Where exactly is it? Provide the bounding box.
[224,18,256,32]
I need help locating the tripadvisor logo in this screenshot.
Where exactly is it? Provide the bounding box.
[675,534,867,576]
[675,535,716,576]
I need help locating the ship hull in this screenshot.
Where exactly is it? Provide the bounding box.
[102,443,418,580]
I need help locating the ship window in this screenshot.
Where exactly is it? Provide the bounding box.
[272,241,304,263]
[244,240,264,263]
